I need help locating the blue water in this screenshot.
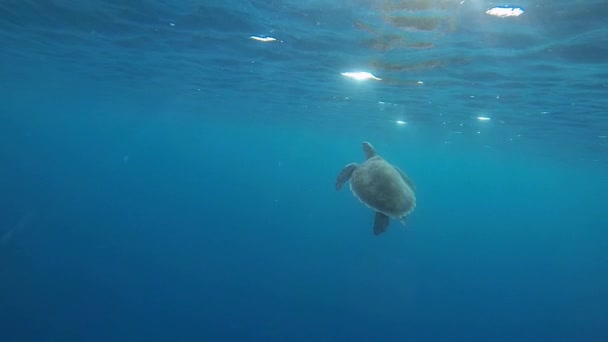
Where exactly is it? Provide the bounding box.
[1,1,607,341]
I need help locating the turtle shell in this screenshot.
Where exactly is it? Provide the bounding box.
[349,156,416,219]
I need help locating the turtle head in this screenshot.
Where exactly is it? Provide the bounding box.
[362,141,377,159]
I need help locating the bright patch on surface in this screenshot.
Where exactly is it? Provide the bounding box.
[250,35,277,42]
[341,72,382,81]
[396,120,407,125]
[477,116,491,121]
[486,7,524,17]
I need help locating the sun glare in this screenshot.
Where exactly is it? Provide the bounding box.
[486,7,524,17]
[341,72,382,81]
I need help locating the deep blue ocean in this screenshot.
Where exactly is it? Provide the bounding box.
[1,1,607,341]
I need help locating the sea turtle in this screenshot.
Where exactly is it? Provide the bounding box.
[335,141,416,235]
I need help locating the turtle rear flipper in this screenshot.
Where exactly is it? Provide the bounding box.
[373,211,390,235]
[335,163,358,190]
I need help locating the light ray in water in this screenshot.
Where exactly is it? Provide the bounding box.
[1,212,36,246]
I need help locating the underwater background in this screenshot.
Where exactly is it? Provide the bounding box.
[1,0,607,341]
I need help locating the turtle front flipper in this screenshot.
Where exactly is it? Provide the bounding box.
[335,163,358,190]
[362,142,377,159]
[373,211,390,235]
